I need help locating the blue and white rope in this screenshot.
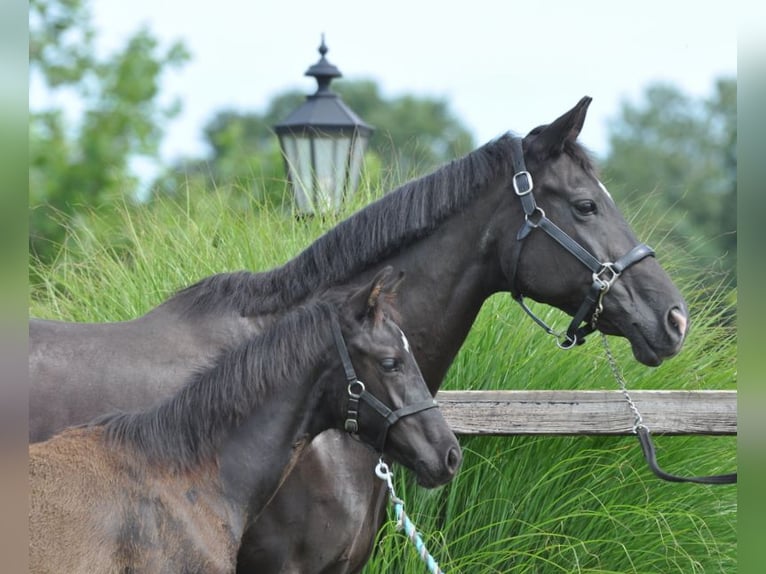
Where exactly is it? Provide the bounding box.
[375,459,445,574]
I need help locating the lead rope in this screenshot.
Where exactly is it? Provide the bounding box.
[375,459,446,574]
[600,333,736,484]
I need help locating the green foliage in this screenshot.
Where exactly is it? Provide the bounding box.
[29,0,94,87]
[149,79,475,207]
[366,280,735,573]
[29,0,189,266]
[601,79,736,286]
[334,79,475,174]
[30,182,736,573]
[148,100,300,207]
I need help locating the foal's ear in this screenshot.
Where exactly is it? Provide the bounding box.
[348,266,403,321]
[529,96,592,156]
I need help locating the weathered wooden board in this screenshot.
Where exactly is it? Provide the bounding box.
[435,390,737,436]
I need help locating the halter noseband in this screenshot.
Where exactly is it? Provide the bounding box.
[507,137,655,348]
[330,316,438,453]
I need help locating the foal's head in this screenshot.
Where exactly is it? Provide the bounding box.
[328,268,462,488]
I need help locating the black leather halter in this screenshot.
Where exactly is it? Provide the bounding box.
[508,138,735,486]
[507,137,655,348]
[331,316,438,453]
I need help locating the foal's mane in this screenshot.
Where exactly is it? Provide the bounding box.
[100,298,344,470]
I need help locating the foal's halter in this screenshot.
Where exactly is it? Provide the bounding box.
[507,137,655,348]
[330,316,438,453]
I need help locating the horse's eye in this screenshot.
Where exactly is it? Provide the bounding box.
[574,199,597,215]
[379,358,399,372]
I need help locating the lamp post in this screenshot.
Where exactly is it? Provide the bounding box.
[274,35,373,215]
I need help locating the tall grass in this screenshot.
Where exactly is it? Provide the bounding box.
[366,290,735,573]
[29,182,736,573]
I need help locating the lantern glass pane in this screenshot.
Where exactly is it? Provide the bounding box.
[347,134,367,200]
[313,134,351,211]
[280,135,313,213]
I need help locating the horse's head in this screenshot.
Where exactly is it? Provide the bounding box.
[334,268,462,488]
[497,97,688,366]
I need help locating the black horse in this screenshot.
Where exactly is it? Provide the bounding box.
[30,270,461,573]
[30,97,688,573]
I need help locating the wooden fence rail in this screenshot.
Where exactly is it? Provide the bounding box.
[435,390,737,436]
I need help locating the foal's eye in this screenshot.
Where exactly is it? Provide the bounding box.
[574,199,598,215]
[379,358,399,372]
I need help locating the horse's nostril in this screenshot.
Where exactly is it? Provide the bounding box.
[445,446,462,475]
[669,307,688,338]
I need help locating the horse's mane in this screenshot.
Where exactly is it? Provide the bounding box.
[160,132,596,318]
[99,297,344,470]
[162,134,520,317]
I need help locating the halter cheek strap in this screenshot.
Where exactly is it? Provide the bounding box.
[507,137,655,347]
[330,316,438,453]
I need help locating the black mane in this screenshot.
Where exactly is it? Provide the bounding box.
[162,134,514,316]
[161,133,596,318]
[100,299,340,470]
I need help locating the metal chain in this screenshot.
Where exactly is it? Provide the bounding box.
[600,333,737,484]
[375,459,446,574]
[600,333,645,431]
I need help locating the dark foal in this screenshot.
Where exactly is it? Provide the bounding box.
[29,271,461,574]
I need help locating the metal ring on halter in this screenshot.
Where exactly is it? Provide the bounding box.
[347,380,365,398]
[557,333,577,350]
[524,206,546,228]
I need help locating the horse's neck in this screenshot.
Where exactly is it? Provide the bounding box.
[383,184,508,391]
[215,363,338,530]
[146,177,508,399]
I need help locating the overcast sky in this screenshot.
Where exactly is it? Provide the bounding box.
[34,0,737,173]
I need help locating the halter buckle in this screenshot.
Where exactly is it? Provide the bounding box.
[513,170,534,196]
[344,419,359,433]
[345,380,365,433]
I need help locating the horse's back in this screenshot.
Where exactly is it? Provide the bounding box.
[29,316,210,442]
[31,318,151,442]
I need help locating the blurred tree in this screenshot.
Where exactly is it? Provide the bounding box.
[29,0,189,264]
[601,78,736,285]
[148,102,296,207]
[29,0,94,87]
[149,79,475,205]
[335,80,475,173]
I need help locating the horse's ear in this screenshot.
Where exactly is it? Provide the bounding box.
[528,96,592,156]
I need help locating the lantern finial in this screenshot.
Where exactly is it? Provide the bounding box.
[305,34,341,94]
